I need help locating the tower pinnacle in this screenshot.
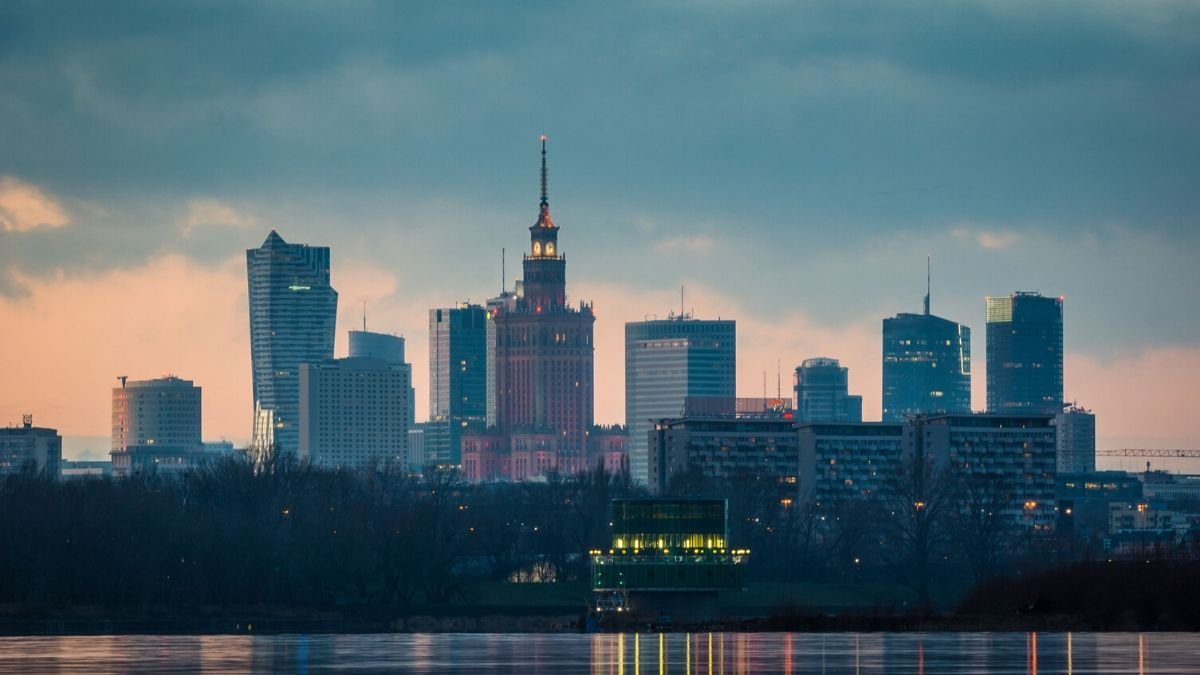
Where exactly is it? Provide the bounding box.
[534,135,555,228]
[540,134,548,208]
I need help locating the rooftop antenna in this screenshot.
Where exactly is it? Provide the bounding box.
[681,285,685,318]
[777,359,781,399]
[363,299,367,332]
[763,371,767,399]
[923,255,931,316]
[117,375,127,388]
[501,247,506,294]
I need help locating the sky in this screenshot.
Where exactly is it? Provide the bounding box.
[1,1,1198,464]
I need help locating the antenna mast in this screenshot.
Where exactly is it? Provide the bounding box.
[502,247,506,294]
[923,255,931,315]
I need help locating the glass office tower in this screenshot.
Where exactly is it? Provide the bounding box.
[986,292,1064,415]
[625,316,735,486]
[882,314,971,421]
[246,230,338,454]
[794,357,863,423]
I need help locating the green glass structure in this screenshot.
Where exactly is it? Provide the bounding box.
[590,499,748,597]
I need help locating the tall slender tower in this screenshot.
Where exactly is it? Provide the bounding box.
[491,137,595,476]
[625,315,736,486]
[986,292,1063,415]
[246,231,338,453]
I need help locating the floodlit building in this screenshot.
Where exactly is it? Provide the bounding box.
[986,292,1063,415]
[590,499,748,620]
[0,415,62,476]
[481,138,596,479]
[246,230,338,454]
[625,315,735,486]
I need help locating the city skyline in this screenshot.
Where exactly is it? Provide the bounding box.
[1,2,1198,461]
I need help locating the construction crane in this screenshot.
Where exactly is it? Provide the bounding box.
[1096,449,1200,458]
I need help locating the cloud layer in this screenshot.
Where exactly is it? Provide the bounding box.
[0,1,1197,454]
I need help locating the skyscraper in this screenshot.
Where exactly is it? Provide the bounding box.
[626,315,735,485]
[488,137,595,476]
[299,355,411,470]
[246,231,338,454]
[427,304,487,465]
[794,358,863,423]
[986,292,1063,415]
[1055,404,1096,474]
[429,304,488,421]
[882,263,971,421]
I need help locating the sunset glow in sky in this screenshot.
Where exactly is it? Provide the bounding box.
[1,2,1198,464]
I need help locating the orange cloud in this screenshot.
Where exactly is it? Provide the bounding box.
[0,255,249,445]
[0,176,69,232]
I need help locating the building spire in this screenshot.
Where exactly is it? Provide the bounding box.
[534,135,555,228]
[923,255,931,316]
[540,135,548,207]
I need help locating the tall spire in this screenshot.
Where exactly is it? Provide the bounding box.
[534,135,555,228]
[923,255,931,316]
[540,134,548,208]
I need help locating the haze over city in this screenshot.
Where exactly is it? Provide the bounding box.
[1,1,1198,462]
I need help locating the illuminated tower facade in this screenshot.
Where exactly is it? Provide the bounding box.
[490,138,595,476]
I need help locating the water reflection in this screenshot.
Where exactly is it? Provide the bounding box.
[0,632,1195,673]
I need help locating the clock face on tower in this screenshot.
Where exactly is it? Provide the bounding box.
[545,242,555,256]
[532,242,542,256]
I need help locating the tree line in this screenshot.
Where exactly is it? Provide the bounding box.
[2,450,1197,613]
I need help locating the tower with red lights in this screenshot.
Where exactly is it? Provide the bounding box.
[489,137,595,476]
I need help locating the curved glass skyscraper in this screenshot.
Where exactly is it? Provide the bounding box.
[247,230,338,454]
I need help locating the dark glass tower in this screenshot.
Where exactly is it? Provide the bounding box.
[427,304,488,465]
[625,316,736,485]
[794,358,862,423]
[247,230,338,453]
[986,292,1063,415]
[882,267,971,421]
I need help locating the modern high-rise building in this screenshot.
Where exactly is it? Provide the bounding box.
[1055,404,1096,474]
[625,315,735,485]
[794,358,863,423]
[350,329,416,433]
[0,415,62,476]
[427,304,488,465]
[299,355,411,469]
[246,230,338,454]
[882,266,971,421]
[986,292,1063,415]
[475,137,596,478]
[110,376,202,477]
